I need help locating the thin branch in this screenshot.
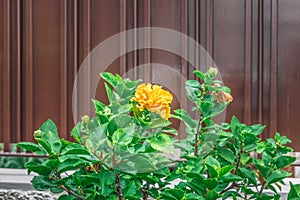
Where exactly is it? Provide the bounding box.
[116,173,123,200]
[258,182,265,196]
[60,185,84,200]
[194,119,201,156]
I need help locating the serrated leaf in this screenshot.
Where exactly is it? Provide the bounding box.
[100,72,117,87]
[36,138,52,154]
[148,133,174,153]
[57,159,86,174]
[288,182,300,199]
[112,129,133,146]
[39,119,58,135]
[218,147,235,163]
[266,170,291,185]
[219,165,235,177]
[239,167,257,187]
[221,174,243,183]
[25,162,52,176]
[61,143,90,156]
[31,176,55,191]
[275,156,296,169]
[17,142,42,153]
[193,70,205,80]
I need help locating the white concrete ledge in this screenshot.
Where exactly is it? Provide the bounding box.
[0,168,36,190]
[1,168,300,199]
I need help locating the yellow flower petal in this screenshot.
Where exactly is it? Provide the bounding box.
[132,83,173,120]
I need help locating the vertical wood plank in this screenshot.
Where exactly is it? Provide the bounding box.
[181,0,188,78]
[195,0,200,70]
[60,0,67,138]
[120,0,127,75]
[133,0,138,79]
[244,0,252,124]
[180,0,188,139]
[257,0,263,124]
[81,0,91,118]
[206,0,213,59]
[269,0,278,135]
[23,0,33,142]
[11,0,21,144]
[143,0,151,82]
[0,0,3,145]
[70,0,78,138]
[2,0,11,151]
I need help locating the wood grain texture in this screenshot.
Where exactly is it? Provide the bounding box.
[0,0,299,151]
[22,0,33,143]
[2,0,11,151]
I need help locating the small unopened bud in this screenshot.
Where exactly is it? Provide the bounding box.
[34,130,42,138]
[208,67,218,77]
[104,107,112,115]
[82,115,90,124]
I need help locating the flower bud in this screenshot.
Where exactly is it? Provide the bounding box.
[104,107,112,115]
[208,67,218,77]
[34,130,42,138]
[82,115,90,124]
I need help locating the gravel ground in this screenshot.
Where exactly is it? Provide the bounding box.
[0,190,57,200]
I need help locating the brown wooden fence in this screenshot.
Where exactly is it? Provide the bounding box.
[1,0,300,153]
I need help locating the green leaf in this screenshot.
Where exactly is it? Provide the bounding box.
[160,188,185,200]
[123,181,138,198]
[148,133,174,153]
[288,182,300,199]
[230,116,240,134]
[203,178,218,190]
[206,190,219,200]
[57,159,86,174]
[39,119,58,135]
[36,138,52,154]
[25,161,52,176]
[161,127,178,136]
[221,174,243,183]
[112,129,133,146]
[58,195,76,200]
[206,156,220,169]
[186,85,201,102]
[104,82,118,103]
[218,165,235,177]
[206,165,218,179]
[250,124,265,136]
[43,159,60,170]
[193,70,205,81]
[266,170,291,185]
[275,156,296,169]
[239,167,257,187]
[50,186,64,194]
[254,159,271,178]
[186,80,201,88]
[172,109,197,128]
[218,147,235,163]
[100,72,117,87]
[31,176,56,191]
[17,142,42,153]
[61,143,91,156]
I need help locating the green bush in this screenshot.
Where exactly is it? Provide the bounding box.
[18,69,298,199]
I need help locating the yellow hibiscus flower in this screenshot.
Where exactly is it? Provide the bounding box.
[131,83,173,120]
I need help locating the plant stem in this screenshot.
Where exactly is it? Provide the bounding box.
[194,119,201,156]
[258,182,265,196]
[221,147,242,194]
[60,185,84,200]
[115,173,123,200]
